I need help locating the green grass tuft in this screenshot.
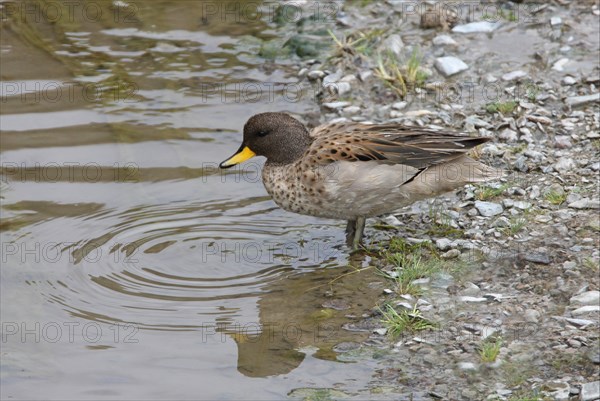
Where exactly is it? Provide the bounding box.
[380,304,437,338]
[485,101,517,114]
[478,337,502,363]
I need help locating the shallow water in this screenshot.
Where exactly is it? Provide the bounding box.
[0,1,387,399]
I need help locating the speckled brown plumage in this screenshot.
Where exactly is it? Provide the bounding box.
[220,112,502,247]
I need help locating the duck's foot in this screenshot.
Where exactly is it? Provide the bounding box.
[345,217,366,250]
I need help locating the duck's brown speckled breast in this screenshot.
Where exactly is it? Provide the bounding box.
[261,161,335,218]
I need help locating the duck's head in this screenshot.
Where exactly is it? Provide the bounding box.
[219,112,312,168]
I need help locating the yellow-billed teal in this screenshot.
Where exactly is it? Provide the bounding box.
[220,112,501,249]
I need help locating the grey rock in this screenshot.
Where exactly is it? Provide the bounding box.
[587,347,600,364]
[457,362,477,371]
[562,76,577,86]
[435,56,468,77]
[514,155,528,172]
[342,106,361,115]
[474,201,503,217]
[565,93,600,107]
[555,136,573,148]
[572,305,600,316]
[382,34,404,56]
[543,183,565,197]
[307,70,326,80]
[581,381,600,401]
[567,193,582,204]
[392,101,407,110]
[568,199,600,209]
[502,70,527,81]
[554,157,576,173]
[522,252,551,265]
[552,58,570,71]
[358,70,372,82]
[513,201,532,210]
[452,21,502,33]
[441,249,461,259]
[524,309,541,323]
[373,328,388,336]
[435,238,454,251]
[432,34,457,46]
[550,16,562,26]
[322,101,351,110]
[492,217,510,228]
[499,128,518,142]
[545,380,570,400]
[570,291,600,306]
[563,261,577,270]
[460,296,487,303]
[460,282,480,296]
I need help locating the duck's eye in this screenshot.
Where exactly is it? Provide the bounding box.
[257,130,269,137]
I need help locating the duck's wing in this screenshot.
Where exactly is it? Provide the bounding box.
[308,123,491,169]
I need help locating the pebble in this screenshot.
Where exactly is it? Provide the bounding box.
[492,217,510,228]
[434,56,469,77]
[452,21,502,33]
[544,380,570,400]
[457,362,477,371]
[460,296,488,303]
[474,201,503,217]
[522,252,552,265]
[435,238,454,251]
[581,381,600,401]
[432,35,457,46]
[322,101,351,110]
[358,70,372,82]
[550,16,563,26]
[383,215,402,226]
[568,199,600,209]
[562,76,577,85]
[392,101,407,110]
[499,128,518,142]
[307,70,325,80]
[441,249,461,259]
[513,201,532,210]
[373,328,388,336]
[570,291,600,306]
[572,305,600,316]
[565,93,600,107]
[555,136,573,148]
[460,282,480,296]
[382,34,404,56]
[524,309,541,323]
[554,157,576,173]
[343,106,361,115]
[552,58,570,71]
[502,70,527,81]
[543,183,564,197]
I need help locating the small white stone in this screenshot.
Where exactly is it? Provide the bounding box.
[434,56,469,77]
[432,34,457,46]
[457,362,477,371]
[552,58,570,71]
[570,290,600,306]
[452,21,502,33]
[562,76,577,85]
[502,70,527,81]
[460,296,488,303]
[581,381,600,401]
[572,305,600,316]
[550,16,562,26]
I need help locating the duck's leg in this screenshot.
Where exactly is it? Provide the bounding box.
[352,217,366,250]
[345,219,357,246]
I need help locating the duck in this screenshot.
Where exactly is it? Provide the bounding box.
[220,112,501,249]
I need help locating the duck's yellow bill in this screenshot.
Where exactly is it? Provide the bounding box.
[219,145,256,169]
